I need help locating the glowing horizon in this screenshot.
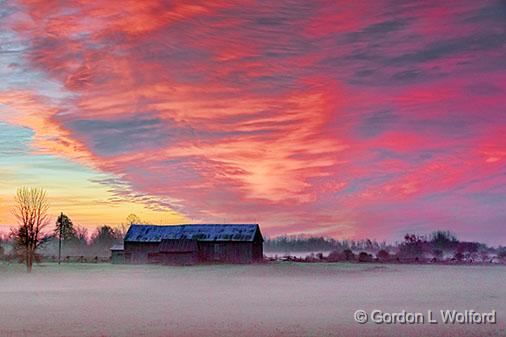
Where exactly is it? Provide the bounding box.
[0,1,505,244]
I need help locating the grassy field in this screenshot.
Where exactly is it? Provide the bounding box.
[0,262,505,337]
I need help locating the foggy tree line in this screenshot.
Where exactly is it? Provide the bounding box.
[265,230,506,263]
[264,235,390,253]
[394,231,503,261]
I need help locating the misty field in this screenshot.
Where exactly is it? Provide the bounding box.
[0,263,505,337]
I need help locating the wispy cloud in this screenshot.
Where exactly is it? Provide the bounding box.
[0,0,505,243]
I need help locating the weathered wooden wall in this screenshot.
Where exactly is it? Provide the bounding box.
[125,240,263,265]
[198,242,252,263]
[124,242,160,264]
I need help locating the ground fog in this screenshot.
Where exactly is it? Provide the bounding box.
[0,262,505,337]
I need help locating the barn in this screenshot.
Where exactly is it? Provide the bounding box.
[123,224,264,265]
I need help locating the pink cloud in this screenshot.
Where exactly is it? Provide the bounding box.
[2,0,505,243]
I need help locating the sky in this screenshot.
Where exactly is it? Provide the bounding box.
[0,0,505,244]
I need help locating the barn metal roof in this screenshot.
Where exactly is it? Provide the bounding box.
[124,224,262,243]
[159,239,198,253]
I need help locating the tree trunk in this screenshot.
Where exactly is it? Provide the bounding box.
[26,246,33,273]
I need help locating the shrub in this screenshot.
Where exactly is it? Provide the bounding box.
[358,252,373,263]
[305,253,316,262]
[376,250,390,261]
[327,250,342,262]
[342,249,355,261]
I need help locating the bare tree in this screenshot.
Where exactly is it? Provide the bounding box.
[116,223,129,238]
[10,187,50,272]
[74,225,89,245]
[126,213,142,225]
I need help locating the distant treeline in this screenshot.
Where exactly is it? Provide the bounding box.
[265,231,506,262]
[264,235,390,253]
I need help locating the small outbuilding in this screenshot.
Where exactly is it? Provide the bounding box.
[123,224,263,265]
[110,244,125,264]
